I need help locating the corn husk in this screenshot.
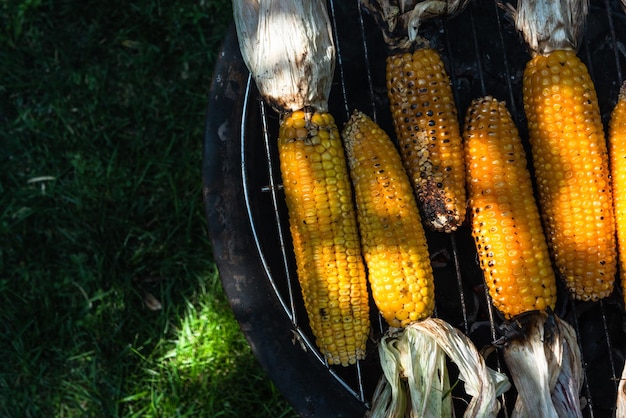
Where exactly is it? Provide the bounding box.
[503,0,589,55]
[617,363,626,417]
[492,311,583,418]
[232,0,335,113]
[367,318,510,418]
[361,0,469,51]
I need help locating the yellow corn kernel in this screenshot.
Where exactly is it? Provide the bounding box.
[278,109,370,366]
[464,96,557,319]
[609,81,626,306]
[342,110,434,328]
[386,48,466,233]
[523,49,617,301]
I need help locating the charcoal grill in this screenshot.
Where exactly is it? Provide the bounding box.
[202,0,626,416]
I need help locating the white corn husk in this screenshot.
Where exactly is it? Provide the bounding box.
[367,318,510,418]
[370,334,409,418]
[232,0,335,113]
[550,317,584,416]
[617,363,626,417]
[498,311,583,418]
[503,0,589,55]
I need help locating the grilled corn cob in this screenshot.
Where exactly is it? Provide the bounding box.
[386,48,467,233]
[465,96,582,417]
[508,0,617,301]
[464,96,557,319]
[362,0,468,233]
[609,81,626,306]
[345,110,509,417]
[279,110,370,366]
[233,0,370,366]
[342,110,434,328]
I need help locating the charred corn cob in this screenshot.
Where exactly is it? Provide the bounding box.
[362,0,468,233]
[508,0,617,301]
[279,110,370,366]
[386,48,467,233]
[342,110,434,328]
[233,0,371,366]
[609,81,626,305]
[464,96,557,319]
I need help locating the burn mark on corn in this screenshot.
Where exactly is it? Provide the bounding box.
[386,49,466,232]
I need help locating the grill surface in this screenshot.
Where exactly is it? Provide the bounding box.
[203,1,626,416]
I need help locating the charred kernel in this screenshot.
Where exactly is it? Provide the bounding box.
[343,110,435,327]
[464,96,557,319]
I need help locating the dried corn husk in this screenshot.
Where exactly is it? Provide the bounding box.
[232,0,334,113]
[503,0,589,55]
[367,318,510,418]
[361,0,469,51]
[493,311,583,418]
[617,363,626,417]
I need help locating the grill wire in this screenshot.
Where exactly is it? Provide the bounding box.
[238,0,626,416]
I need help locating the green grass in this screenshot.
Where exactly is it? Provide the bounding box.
[0,0,296,416]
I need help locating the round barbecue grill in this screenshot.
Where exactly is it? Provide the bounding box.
[202,0,626,416]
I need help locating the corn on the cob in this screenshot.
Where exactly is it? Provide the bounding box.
[233,0,371,366]
[343,110,510,416]
[464,96,557,319]
[278,109,370,366]
[609,81,626,306]
[342,110,434,328]
[386,48,467,233]
[465,97,582,416]
[362,0,468,233]
[523,51,616,302]
[509,0,617,301]
[495,1,596,414]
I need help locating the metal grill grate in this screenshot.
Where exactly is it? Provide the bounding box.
[204,0,626,416]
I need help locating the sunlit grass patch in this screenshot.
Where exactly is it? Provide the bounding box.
[119,271,295,418]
